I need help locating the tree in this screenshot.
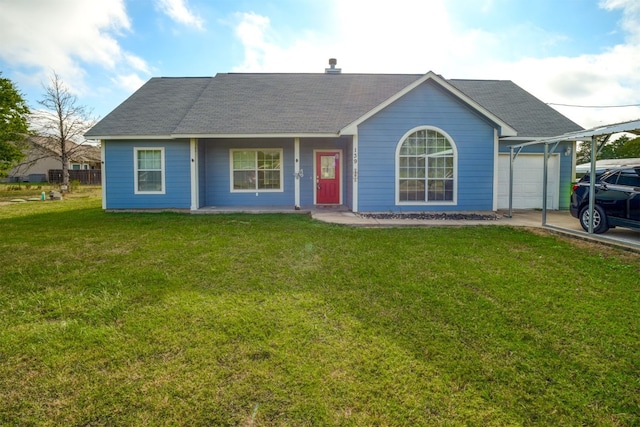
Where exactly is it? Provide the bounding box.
[575,141,591,165]
[618,136,640,158]
[0,72,31,177]
[599,135,629,159]
[575,135,634,164]
[35,72,96,191]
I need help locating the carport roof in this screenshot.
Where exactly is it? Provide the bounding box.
[536,118,640,143]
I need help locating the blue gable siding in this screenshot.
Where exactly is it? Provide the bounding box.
[104,140,191,209]
[357,80,497,212]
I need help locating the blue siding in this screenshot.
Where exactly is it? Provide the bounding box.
[198,137,350,208]
[202,138,294,207]
[104,140,191,209]
[298,137,350,208]
[357,80,497,212]
[499,140,574,209]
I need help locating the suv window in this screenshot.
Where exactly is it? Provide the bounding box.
[602,171,620,184]
[616,169,640,187]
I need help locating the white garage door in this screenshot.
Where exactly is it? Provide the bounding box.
[498,154,560,209]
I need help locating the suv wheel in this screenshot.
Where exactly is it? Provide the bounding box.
[579,205,609,234]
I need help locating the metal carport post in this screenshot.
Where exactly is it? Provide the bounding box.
[505,139,561,222]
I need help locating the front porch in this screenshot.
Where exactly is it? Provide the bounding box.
[193,137,354,212]
[192,205,350,214]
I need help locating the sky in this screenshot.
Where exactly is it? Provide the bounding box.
[1,0,639,134]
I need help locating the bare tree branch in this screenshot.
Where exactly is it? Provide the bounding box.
[32,71,98,190]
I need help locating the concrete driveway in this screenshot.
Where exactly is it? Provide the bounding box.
[508,209,640,252]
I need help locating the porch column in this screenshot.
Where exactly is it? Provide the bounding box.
[352,134,358,212]
[294,137,301,209]
[100,140,106,210]
[190,138,199,211]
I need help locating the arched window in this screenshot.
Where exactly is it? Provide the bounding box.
[397,127,456,203]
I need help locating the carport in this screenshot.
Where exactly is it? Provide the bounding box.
[506,118,640,241]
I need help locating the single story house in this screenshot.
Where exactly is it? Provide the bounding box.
[85,63,582,213]
[5,135,101,183]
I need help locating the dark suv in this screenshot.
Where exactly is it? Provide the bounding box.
[570,165,640,233]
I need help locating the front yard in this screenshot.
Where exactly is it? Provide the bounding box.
[0,183,101,202]
[0,196,638,425]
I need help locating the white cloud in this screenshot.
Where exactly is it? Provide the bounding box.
[511,53,640,128]
[600,0,640,43]
[230,1,499,74]
[233,12,271,70]
[230,0,640,129]
[111,73,147,93]
[0,0,149,95]
[124,53,152,75]
[156,0,204,30]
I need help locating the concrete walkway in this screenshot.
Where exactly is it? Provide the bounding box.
[311,209,569,228]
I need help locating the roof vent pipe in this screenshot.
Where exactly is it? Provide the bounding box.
[325,58,341,74]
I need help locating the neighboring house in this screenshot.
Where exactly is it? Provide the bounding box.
[6,136,101,183]
[85,64,582,212]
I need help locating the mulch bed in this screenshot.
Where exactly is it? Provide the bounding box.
[357,212,500,221]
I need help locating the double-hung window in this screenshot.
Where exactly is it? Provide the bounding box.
[231,149,283,191]
[135,148,165,194]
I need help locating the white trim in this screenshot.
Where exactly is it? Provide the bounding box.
[313,149,343,205]
[394,126,458,206]
[88,135,176,140]
[352,134,359,212]
[500,136,546,142]
[492,128,499,211]
[100,141,106,209]
[571,141,577,179]
[294,137,301,208]
[229,148,284,193]
[341,71,517,137]
[172,132,339,139]
[134,147,166,195]
[190,138,199,210]
[91,133,340,141]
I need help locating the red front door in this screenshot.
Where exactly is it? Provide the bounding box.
[316,151,341,204]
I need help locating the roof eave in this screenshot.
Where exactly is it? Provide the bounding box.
[89,132,343,140]
[83,134,177,140]
[172,132,341,139]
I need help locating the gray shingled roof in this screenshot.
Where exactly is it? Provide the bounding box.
[87,77,211,137]
[448,79,582,137]
[86,73,582,138]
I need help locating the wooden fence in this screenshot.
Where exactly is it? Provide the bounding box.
[48,170,102,185]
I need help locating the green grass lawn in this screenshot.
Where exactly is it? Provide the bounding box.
[1,196,639,426]
[0,183,101,202]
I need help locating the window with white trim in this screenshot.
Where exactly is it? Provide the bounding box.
[231,149,283,191]
[134,148,165,193]
[398,129,455,202]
